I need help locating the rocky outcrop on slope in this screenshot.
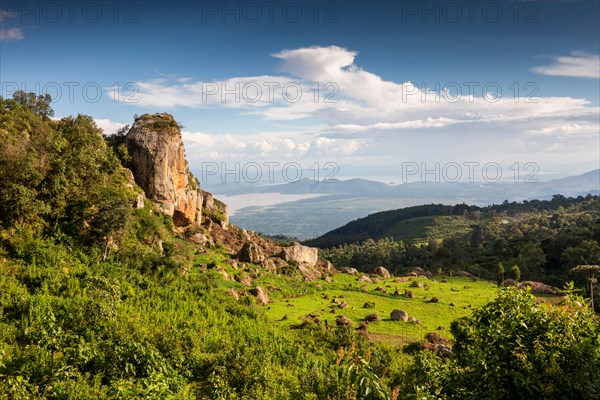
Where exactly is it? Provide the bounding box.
[126,113,203,226]
[124,112,330,289]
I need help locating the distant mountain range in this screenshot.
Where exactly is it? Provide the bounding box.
[211,169,600,239]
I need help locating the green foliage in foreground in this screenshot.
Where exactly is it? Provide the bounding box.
[401,287,600,399]
[1,94,599,399]
[0,236,401,399]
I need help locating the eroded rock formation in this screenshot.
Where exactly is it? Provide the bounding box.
[126,113,203,226]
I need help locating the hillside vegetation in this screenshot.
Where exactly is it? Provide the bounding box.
[1,93,599,399]
[310,197,600,288]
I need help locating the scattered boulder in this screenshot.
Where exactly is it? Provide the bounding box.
[425,332,449,345]
[338,301,348,309]
[340,267,359,275]
[336,315,353,326]
[188,232,210,245]
[298,263,322,281]
[133,193,145,209]
[429,297,439,303]
[260,258,277,273]
[280,243,318,267]
[239,274,252,287]
[408,316,422,325]
[250,286,270,305]
[215,266,232,281]
[363,301,376,309]
[409,281,424,289]
[237,242,265,264]
[518,281,564,295]
[323,261,335,273]
[404,289,414,298]
[390,309,409,322]
[374,266,391,279]
[225,288,239,300]
[364,313,381,322]
[224,259,238,269]
[357,275,372,283]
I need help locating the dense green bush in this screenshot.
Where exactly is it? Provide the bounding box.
[399,287,600,399]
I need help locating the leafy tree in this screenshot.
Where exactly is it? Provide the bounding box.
[570,264,600,311]
[562,240,600,269]
[401,288,600,399]
[12,90,54,118]
[510,265,521,282]
[496,262,505,287]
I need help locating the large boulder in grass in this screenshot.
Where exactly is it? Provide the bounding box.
[374,266,391,279]
[390,309,409,322]
[250,286,270,305]
[364,313,381,322]
[280,243,318,267]
[336,315,353,326]
[340,267,359,275]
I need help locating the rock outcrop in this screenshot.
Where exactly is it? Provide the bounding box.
[126,113,203,227]
[237,242,265,264]
[280,243,318,267]
[203,191,229,227]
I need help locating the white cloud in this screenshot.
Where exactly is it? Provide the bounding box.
[0,27,23,42]
[531,51,600,79]
[94,118,128,136]
[121,46,599,173]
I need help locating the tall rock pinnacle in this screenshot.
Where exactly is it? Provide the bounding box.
[126,113,203,226]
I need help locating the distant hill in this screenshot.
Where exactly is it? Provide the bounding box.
[305,195,600,248]
[226,170,600,239]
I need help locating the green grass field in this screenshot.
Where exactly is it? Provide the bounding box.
[261,274,499,342]
[191,250,562,345]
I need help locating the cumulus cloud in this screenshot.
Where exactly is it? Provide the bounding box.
[124,46,598,171]
[531,51,600,79]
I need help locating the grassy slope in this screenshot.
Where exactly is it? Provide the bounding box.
[384,215,476,244]
[202,251,503,343]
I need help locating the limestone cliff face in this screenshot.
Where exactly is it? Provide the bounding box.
[126,113,202,226]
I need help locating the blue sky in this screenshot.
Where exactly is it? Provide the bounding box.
[1,0,599,183]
